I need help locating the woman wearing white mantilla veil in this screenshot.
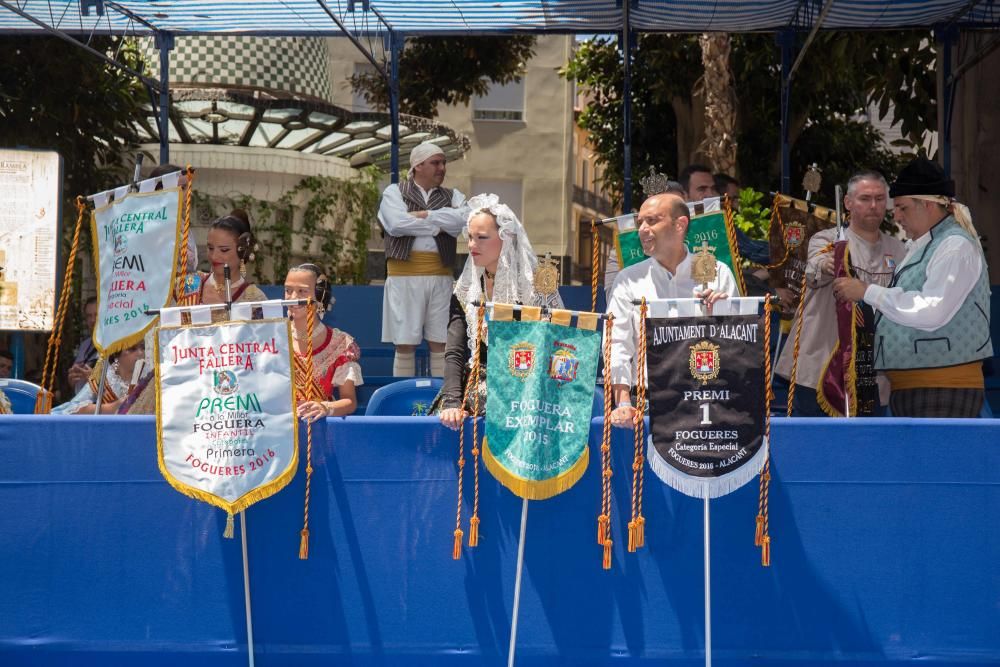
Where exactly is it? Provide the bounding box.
[435,194,563,429]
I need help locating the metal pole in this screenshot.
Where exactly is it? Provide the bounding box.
[703,495,712,667]
[10,333,25,378]
[936,27,956,178]
[388,31,403,184]
[620,1,633,213]
[155,31,174,165]
[240,511,256,667]
[778,30,795,195]
[507,498,529,667]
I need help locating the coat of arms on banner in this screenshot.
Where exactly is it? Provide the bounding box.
[548,344,579,385]
[509,342,536,379]
[784,221,806,249]
[689,340,721,384]
[484,313,600,500]
[156,318,298,520]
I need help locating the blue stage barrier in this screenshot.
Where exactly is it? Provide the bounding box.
[1,416,998,666]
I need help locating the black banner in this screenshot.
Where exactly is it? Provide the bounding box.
[645,314,767,498]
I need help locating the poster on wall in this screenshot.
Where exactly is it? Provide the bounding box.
[0,149,61,332]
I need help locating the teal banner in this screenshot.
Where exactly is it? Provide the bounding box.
[484,318,600,500]
[615,229,646,269]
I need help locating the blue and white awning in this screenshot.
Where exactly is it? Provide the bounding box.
[1,0,997,36]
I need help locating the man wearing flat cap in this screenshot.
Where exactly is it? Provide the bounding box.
[378,142,470,377]
[834,158,992,417]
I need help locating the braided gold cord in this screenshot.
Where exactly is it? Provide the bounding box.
[173,166,195,302]
[37,197,87,413]
[598,314,614,569]
[754,297,775,566]
[742,198,793,270]
[591,220,601,313]
[722,195,747,295]
[467,303,486,547]
[299,302,318,559]
[628,298,648,552]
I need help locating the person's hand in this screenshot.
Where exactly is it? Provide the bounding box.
[610,404,637,429]
[68,363,91,386]
[695,288,728,314]
[773,287,795,312]
[411,210,429,219]
[439,407,467,431]
[297,400,329,423]
[818,255,835,277]
[832,277,867,303]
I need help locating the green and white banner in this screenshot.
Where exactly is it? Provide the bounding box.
[613,207,744,296]
[91,186,183,355]
[484,306,600,500]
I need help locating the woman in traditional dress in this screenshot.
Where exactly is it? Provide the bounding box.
[53,341,149,414]
[120,210,268,415]
[437,194,563,430]
[284,264,363,422]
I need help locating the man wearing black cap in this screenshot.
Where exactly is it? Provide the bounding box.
[833,158,991,417]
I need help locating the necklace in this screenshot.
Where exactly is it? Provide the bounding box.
[483,268,496,280]
[208,273,243,299]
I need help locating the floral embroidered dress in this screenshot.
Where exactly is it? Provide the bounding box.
[293,325,364,402]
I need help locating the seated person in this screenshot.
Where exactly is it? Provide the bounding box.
[119,211,269,415]
[284,264,363,422]
[437,194,564,430]
[53,341,149,414]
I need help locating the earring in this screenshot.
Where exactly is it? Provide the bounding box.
[240,259,247,278]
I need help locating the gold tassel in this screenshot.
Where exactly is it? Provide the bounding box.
[597,514,609,545]
[634,516,645,549]
[603,539,613,570]
[298,528,310,560]
[761,535,771,567]
[452,528,464,560]
[754,514,764,547]
[627,520,637,553]
[468,516,480,547]
[223,512,235,539]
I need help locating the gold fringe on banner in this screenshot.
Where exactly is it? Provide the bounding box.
[36,196,87,414]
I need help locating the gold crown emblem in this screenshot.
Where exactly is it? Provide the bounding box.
[640,166,673,197]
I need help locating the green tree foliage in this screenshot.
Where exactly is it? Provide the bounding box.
[0,36,145,386]
[0,36,145,202]
[350,36,536,117]
[563,31,933,210]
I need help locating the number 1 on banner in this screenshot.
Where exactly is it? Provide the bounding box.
[700,403,712,425]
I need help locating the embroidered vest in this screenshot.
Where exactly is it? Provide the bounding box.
[382,179,458,267]
[874,216,992,370]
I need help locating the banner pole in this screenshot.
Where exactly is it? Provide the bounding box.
[704,495,712,667]
[507,498,529,667]
[240,511,256,667]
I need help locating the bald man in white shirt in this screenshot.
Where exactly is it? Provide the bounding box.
[607,193,737,428]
